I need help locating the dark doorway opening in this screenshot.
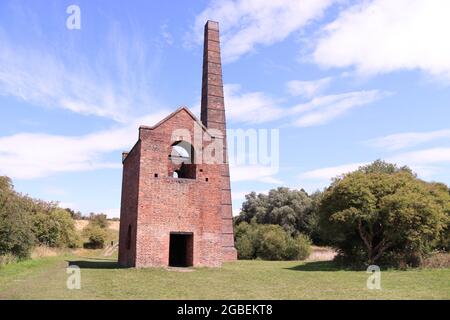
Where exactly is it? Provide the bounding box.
[169,232,193,267]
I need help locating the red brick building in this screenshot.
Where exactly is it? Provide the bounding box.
[118,21,237,268]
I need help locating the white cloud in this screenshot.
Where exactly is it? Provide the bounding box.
[312,0,450,81]
[0,25,160,122]
[367,129,450,151]
[286,77,332,98]
[224,84,284,124]
[230,164,282,184]
[299,162,366,180]
[387,147,450,179]
[191,0,335,62]
[389,147,450,166]
[290,90,387,127]
[297,147,450,190]
[0,111,168,179]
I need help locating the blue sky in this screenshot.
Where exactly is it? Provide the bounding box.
[1,0,450,217]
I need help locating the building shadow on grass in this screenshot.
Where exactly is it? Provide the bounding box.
[285,260,343,272]
[67,258,121,269]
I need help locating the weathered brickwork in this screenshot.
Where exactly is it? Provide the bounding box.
[118,20,237,268]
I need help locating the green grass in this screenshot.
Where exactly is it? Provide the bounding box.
[0,253,449,299]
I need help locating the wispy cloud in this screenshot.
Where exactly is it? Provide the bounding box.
[0,111,168,179]
[224,84,284,124]
[190,0,335,62]
[366,129,450,151]
[312,0,450,81]
[286,77,332,98]
[299,162,366,181]
[230,164,282,184]
[298,147,450,189]
[389,147,450,166]
[290,90,388,127]
[0,23,161,123]
[222,84,388,127]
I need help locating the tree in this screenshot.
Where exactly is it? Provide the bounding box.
[0,177,35,258]
[236,187,314,237]
[90,213,109,229]
[318,161,449,267]
[65,208,82,220]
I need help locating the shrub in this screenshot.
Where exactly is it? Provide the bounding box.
[235,222,258,259]
[285,234,312,260]
[257,225,289,260]
[234,221,311,261]
[32,206,81,248]
[82,224,107,249]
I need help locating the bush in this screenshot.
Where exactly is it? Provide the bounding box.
[82,224,107,249]
[286,234,312,260]
[258,225,289,260]
[234,221,311,261]
[32,208,80,248]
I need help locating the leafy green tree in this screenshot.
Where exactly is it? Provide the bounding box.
[236,187,314,237]
[0,177,35,259]
[318,161,449,267]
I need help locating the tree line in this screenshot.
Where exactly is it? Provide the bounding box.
[0,176,113,264]
[234,160,450,268]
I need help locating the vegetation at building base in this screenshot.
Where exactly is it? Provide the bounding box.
[235,160,450,268]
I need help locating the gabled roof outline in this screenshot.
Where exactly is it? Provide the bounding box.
[139,106,213,137]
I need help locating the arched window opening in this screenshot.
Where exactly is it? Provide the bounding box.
[126,224,132,250]
[168,141,196,179]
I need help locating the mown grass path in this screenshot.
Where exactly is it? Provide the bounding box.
[0,254,449,299]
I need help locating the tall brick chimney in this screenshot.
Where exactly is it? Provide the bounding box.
[200,20,236,261]
[201,20,225,131]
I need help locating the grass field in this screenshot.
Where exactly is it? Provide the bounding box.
[0,251,449,300]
